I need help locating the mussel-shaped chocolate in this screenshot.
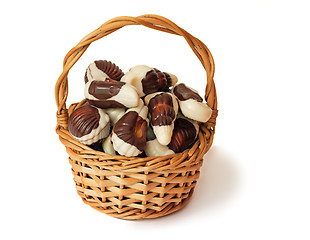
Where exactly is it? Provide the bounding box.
[111,100,149,157]
[85,80,140,108]
[84,60,124,83]
[167,115,199,153]
[121,65,178,97]
[68,104,110,145]
[172,83,212,123]
[144,92,178,146]
[102,135,116,155]
[145,139,175,157]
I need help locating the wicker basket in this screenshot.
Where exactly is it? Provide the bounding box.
[55,14,218,220]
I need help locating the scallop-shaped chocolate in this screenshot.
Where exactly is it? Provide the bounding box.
[84,60,124,83]
[111,100,148,157]
[168,117,199,153]
[121,65,178,97]
[68,104,110,145]
[85,80,140,109]
[144,92,178,146]
[173,83,212,123]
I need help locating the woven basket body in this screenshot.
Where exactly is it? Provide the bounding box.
[55,15,218,220]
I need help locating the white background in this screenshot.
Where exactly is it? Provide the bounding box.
[1,0,309,239]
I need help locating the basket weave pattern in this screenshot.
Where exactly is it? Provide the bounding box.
[55,15,218,220]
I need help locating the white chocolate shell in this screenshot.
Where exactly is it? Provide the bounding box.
[145,139,175,157]
[121,65,153,96]
[104,108,126,125]
[178,99,212,123]
[111,134,141,157]
[152,124,175,146]
[102,135,116,155]
[173,83,212,122]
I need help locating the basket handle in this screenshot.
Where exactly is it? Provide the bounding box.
[55,14,217,130]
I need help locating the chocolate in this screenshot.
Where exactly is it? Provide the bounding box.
[113,111,147,151]
[173,83,203,102]
[85,80,140,109]
[87,99,125,108]
[145,139,175,157]
[144,92,178,145]
[104,108,126,125]
[121,65,178,97]
[68,105,110,145]
[148,93,175,126]
[168,118,198,153]
[84,60,124,83]
[88,81,125,99]
[141,68,173,95]
[102,135,116,155]
[111,100,149,157]
[173,83,212,123]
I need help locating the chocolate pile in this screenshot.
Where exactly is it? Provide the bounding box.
[68,60,212,157]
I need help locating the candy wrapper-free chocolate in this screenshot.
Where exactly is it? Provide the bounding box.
[144,92,178,146]
[85,80,140,108]
[173,83,212,123]
[68,104,110,145]
[121,65,178,97]
[84,60,124,83]
[111,100,149,157]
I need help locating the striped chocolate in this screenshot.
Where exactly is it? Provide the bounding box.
[85,80,140,109]
[168,117,198,153]
[172,83,212,123]
[121,65,178,97]
[84,60,124,83]
[68,104,110,145]
[111,100,149,157]
[144,92,178,146]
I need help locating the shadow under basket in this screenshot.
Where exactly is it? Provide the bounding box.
[55,14,218,220]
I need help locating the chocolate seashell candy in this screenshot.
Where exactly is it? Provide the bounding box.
[102,134,116,155]
[172,83,212,123]
[104,108,126,126]
[167,116,199,153]
[111,100,149,157]
[144,92,178,146]
[145,138,175,157]
[85,80,140,109]
[84,60,124,83]
[121,65,178,97]
[68,104,110,145]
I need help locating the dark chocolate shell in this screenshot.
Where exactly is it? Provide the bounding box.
[147,92,176,126]
[168,118,198,153]
[68,105,110,145]
[173,83,203,102]
[111,100,149,157]
[84,80,140,109]
[142,69,173,95]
